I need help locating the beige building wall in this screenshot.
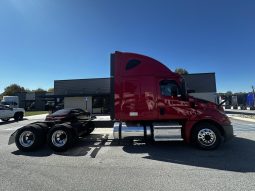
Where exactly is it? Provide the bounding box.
[64,97,92,113]
[189,92,218,103]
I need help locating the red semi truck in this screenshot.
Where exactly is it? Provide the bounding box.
[9,51,233,151]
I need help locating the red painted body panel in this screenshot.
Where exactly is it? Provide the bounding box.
[113,51,185,121]
[112,51,231,141]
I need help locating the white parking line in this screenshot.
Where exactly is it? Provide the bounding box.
[3,127,20,131]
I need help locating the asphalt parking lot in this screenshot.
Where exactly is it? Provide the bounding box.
[0,115,255,191]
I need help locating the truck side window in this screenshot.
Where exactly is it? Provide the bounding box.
[160,80,179,97]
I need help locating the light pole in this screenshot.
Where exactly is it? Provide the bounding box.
[85,97,88,111]
[252,86,255,108]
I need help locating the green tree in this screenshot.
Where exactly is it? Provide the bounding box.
[175,68,188,75]
[32,88,46,93]
[2,84,26,96]
[226,91,233,95]
[47,88,54,93]
[25,88,32,93]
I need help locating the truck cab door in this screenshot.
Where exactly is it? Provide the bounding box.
[0,105,13,119]
[0,105,4,118]
[157,79,192,120]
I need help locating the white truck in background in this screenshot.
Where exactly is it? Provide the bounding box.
[0,105,25,122]
[1,96,19,108]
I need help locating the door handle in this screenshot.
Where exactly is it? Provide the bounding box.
[159,108,165,115]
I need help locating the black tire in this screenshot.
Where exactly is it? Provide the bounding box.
[47,125,74,152]
[1,118,10,122]
[15,126,45,152]
[191,123,222,150]
[14,112,24,121]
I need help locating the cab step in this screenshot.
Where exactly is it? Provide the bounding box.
[153,122,183,141]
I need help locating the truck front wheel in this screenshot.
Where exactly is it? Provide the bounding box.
[47,125,74,152]
[15,126,45,152]
[191,123,222,150]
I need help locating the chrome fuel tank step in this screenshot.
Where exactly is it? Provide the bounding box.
[113,122,151,140]
[153,122,183,141]
[113,122,183,142]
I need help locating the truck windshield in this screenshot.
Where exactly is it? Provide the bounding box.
[53,109,71,115]
[1,101,8,105]
[1,101,17,106]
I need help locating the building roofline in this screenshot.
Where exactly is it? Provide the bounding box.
[183,72,215,76]
[54,73,216,82]
[54,77,110,82]
[42,93,110,98]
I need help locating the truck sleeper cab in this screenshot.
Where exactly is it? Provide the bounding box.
[110,51,233,150]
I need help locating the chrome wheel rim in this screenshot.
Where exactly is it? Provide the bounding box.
[19,131,35,147]
[52,130,67,147]
[197,128,216,146]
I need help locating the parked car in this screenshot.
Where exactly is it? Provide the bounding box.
[45,108,91,122]
[0,105,25,121]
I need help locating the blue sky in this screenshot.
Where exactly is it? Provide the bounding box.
[0,0,254,93]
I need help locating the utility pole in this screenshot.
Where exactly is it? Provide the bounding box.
[252,86,255,108]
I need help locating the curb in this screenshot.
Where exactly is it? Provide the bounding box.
[25,114,48,119]
[228,115,255,123]
[225,110,255,116]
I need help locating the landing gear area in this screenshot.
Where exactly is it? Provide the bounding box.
[9,120,97,152]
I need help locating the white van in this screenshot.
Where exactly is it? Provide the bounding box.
[1,96,19,108]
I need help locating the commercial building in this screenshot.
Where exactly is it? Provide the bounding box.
[54,78,110,114]
[53,73,217,114]
[14,92,52,111]
[183,73,217,103]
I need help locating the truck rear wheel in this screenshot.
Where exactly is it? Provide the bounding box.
[14,112,24,121]
[47,125,74,152]
[191,123,222,150]
[15,126,45,152]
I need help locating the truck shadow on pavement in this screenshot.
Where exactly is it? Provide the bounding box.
[122,136,255,173]
[12,134,111,157]
[12,135,255,173]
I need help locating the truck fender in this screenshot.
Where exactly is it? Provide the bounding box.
[183,119,224,143]
[9,123,46,147]
[8,130,18,145]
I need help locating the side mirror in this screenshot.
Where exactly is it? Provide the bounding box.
[189,97,196,108]
[171,86,178,97]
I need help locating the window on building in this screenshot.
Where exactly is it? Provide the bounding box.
[92,96,110,114]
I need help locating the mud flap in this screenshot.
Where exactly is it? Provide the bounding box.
[8,130,18,145]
